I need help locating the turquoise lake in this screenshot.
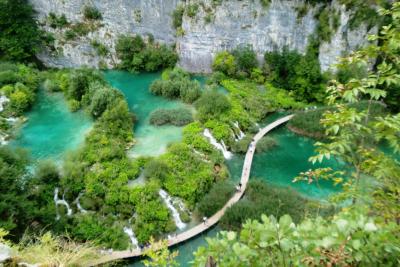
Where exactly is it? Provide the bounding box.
[10,90,92,162]
[104,70,187,157]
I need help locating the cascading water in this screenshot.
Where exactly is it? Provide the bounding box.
[123,227,139,249]
[0,95,9,112]
[233,121,245,141]
[54,188,72,220]
[203,129,233,159]
[159,189,186,230]
[75,193,88,213]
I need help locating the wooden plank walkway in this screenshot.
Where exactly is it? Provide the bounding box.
[90,115,293,266]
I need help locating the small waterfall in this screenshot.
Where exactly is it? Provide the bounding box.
[203,129,233,159]
[233,121,245,141]
[75,193,88,213]
[0,134,8,145]
[0,95,9,112]
[123,227,139,249]
[159,189,186,230]
[54,188,72,220]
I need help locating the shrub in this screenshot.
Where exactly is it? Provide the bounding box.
[264,47,326,103]
[231,136,252,153]
[144,159,169,182]
[255,136,277,153]
[115,35,177,72]
[91,40,109,57]
[232,45,258,74]
[186,4,199,18]
[43,79,60,92]
[149,108,193,126]
[197,180,235,217]
[195,91,231,121]
[0,0,42,61]
[83,6,102,20]
[212,51,236,76]
[220,180,309,231]
[149,68,201,103]
[48,12,68,28]
[172,5,185,29]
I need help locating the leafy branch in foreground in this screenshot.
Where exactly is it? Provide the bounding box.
[193,209,400,267]
[142,237,179,267]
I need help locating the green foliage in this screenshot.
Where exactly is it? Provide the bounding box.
[0,63,39,115]
[0,147,32,236]
[197,180,235,217]
[69,215,129,249]
[172,5,184,29]
[194,209,400,266]
[256,136,277,153]
[195,91,231,121]
[149,68,201,103]
[232,45,258,75]
[142,237,179,267]
[149,108,193,126]
[0,0,42,61]
[91,40,109,57]
[116,35,178,72]
[220,180,310,231]
[288,102,387,139]
[186,4,199,18]
[212,51,236,77]
[48,12,69,28]
[264,47,327,103]
[83,5,102,20]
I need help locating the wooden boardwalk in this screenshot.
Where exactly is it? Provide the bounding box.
[90,115,293,266]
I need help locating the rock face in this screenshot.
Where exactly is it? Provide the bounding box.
[30,0,373,72]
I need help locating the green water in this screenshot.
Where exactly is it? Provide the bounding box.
[10,90,92,162]
[226,125,342,199]
[104,70,186,157]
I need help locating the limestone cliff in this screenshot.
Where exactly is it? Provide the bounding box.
[30,0,374,72]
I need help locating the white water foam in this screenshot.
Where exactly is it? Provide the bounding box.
[159,189,186,230]
[54,188,72,220]
[123,227,139,249]
[203,129,232,159]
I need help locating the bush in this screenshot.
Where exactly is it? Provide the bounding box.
[91,40,109,57]
[115,35,177,72]
[172,5,185,29]
[197,180,235,217]
[288,101,387,139]
[220,180,309,231]
[186,4,199,18]
[231,136,252,153]
[83,6,102,20]
[212,51,236,76]
[149,108,193,126]
[144,159,169,182]
[255,136,277,153]
[233,45,258,74]
[195,91,231,121]
[149,68,201,103]
[0,0,42,61]
[264,47,326,103]
[48,12,68,28]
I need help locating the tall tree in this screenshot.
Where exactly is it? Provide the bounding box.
[0,0,42,61]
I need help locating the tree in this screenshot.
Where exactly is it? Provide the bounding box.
[195,91,231,121]
[194,209,400,266]
[212,51,236,76]
[232,45,258,75]
[302,3,400,222]
[0,0,42,61]
[142,237,179,267]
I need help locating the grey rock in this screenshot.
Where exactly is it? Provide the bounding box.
[30,0,374,73]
